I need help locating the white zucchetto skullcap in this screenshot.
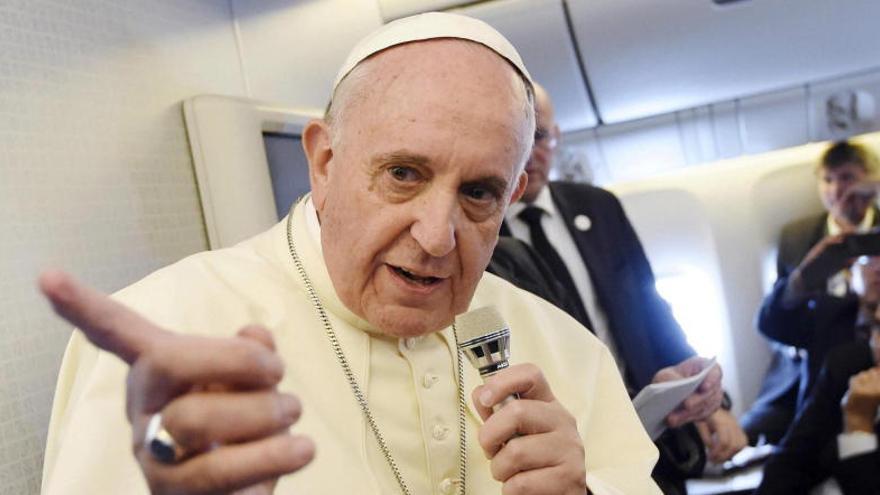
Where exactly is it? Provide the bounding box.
[332,12,532,92]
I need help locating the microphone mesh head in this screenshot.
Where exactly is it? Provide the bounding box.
[455,306,511,376]
[455,306,508,345]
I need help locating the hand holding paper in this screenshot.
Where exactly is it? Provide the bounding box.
[635,357,721,440]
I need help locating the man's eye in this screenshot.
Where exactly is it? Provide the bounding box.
[389,166,420,182]
[463,185,494,201]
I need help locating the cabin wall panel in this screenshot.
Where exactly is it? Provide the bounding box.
[232,0,383,114]
[0,1,248,492]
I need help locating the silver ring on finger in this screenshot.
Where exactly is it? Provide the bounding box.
[145,413,185,464]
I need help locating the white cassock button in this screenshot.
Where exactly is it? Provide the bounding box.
[403,337,418,350]
[439,478,456,494]
[423,372,439,389]
[574,214,591,231]
[432,424,449,441]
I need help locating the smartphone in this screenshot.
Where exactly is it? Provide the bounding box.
[843,231,880,257]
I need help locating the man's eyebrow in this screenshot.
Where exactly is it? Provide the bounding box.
[371,151,430,167]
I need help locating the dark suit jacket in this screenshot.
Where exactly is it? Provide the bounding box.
[756,340,879,495]
[487,236,584,318]
[495,182,702,493]
[544,182,695,389]
[748,212,874,442]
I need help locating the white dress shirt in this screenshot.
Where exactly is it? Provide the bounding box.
[838,430,877,460]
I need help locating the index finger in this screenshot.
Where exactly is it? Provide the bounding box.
[475,363,555,415]
[39,270,168,364]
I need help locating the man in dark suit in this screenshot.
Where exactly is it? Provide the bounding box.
[487,236,584,319]
[756,257,880,494]
[496,83,746,494]
[744,141,880,445]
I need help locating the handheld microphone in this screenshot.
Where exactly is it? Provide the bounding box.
[455,306,518,412]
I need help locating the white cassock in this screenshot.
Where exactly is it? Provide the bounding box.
[42,199,660,495]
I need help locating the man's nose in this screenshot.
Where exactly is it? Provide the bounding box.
[410,192,457,257]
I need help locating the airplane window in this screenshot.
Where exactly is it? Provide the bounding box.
[761,251,778,295]
[655,267,725,357]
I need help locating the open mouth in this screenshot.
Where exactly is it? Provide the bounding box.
[391,265,442,286]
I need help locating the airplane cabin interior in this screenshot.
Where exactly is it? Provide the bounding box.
[3,0,880,494]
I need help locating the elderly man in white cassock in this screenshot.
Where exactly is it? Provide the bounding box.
[39,12,660,495]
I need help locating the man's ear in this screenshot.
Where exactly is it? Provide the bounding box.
[510,170,529,204]
[302,119,333,211]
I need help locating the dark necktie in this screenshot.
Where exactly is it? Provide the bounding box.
[518,205,594,331]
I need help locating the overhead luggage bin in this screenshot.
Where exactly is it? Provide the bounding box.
[456,0,599,131]
[738,87,809,155]
[568,0,880,124]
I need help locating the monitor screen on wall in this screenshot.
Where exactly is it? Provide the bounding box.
[183,95,320,249]
[263,132,311,220]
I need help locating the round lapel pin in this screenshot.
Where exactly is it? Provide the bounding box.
[574,214,591,232]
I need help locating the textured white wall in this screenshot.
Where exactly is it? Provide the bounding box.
[0,0,248,492]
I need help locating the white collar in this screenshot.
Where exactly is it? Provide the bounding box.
[828,207,875,235]
[507,185,557,221]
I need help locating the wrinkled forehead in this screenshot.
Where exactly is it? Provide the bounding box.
[340,40,534,165]
[331,37,533,125]
[370,40,528,110]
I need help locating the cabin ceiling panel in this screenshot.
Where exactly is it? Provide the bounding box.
[455,0,598,131]
[568,0,880,124]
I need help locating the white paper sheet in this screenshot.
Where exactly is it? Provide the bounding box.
[633,358,717,440]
